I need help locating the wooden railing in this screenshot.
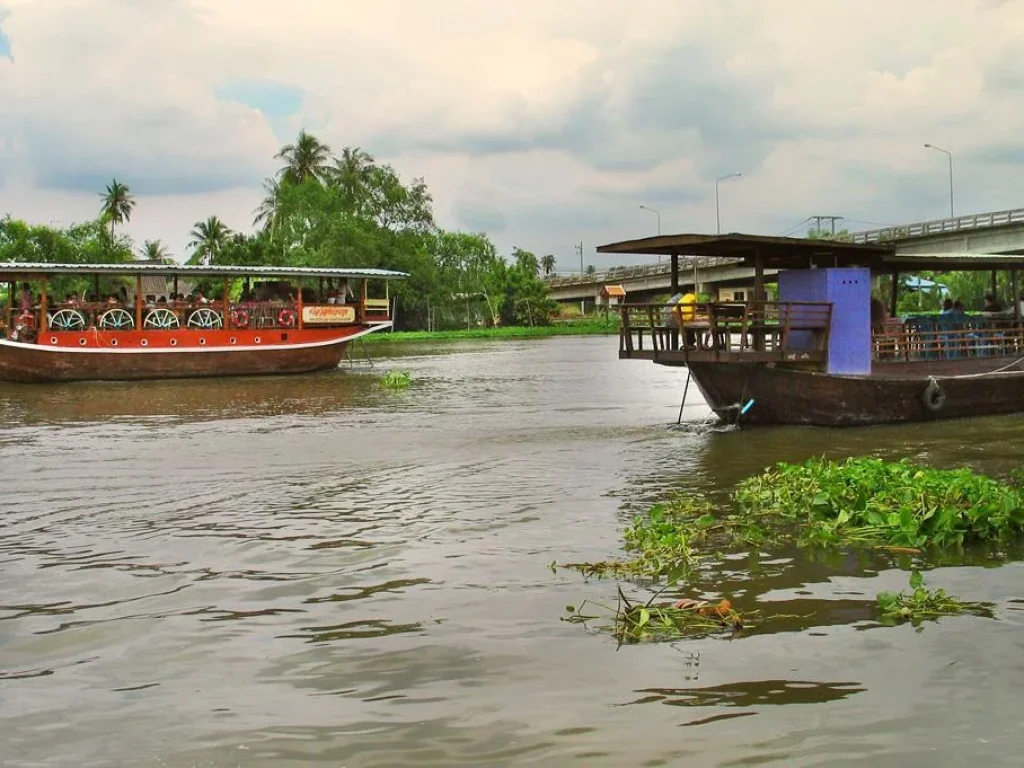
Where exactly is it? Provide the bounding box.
[873,316,1024,361]
[619,301,833,363]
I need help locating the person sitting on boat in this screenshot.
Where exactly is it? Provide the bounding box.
[951,300,967,319]
[940,298,955,315]
[870,296,889,332]
[336,280,355,305]
[983,292,1003,313]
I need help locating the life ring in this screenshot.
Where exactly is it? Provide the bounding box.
[230,308,250,329]
[277,308,297,328]
[922,379,947,413]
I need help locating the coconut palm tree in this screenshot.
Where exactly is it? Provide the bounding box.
[140,239,171,262]
[541,254,557,276]
[252,177,282,233]
[275,130,333,185]
[99,179,136,238]
[187,216,232,265]
[332,146,375,211]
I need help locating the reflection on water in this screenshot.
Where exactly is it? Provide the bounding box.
[2,336,1024,767]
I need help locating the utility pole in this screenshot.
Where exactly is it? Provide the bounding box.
[576,242,585,316]
[810,215,844,236]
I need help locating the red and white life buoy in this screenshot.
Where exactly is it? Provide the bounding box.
[230,308,250,329]
[277,308,297,328]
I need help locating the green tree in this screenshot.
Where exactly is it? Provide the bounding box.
[253,177,283,235]
[99,179,136,238]
[806,227,852,241]
[187,216,232,265]
[141,239,171,262]
[331,146,376,213]
[275,130,333,185]
[541,254,557,276]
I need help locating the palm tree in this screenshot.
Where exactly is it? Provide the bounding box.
[187,216,232,265]
[275,130,333,185]
[541,254,557,276]
[252,177,282,233]
[140,239,171,262]
[332,146,375,211]
[99,179,136,238]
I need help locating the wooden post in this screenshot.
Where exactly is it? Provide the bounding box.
[753,253,765,301]
[670,252,679,294]
[296,283,303,329]
[93,274,100,302]
[135,276,143,330]
[991,270,998,299]
[889,270,899,318]
[7,281,13,333]
[222,279,230,329]
[173,275,179,299]
[40,277,48,333]
[1013,270,1020,327]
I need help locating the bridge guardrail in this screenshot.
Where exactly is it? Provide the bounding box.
[850,208,1024,244]
[545,256,742,287]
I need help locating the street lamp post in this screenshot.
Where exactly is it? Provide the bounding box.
[924,144,954,218]
[715,173,742,234]
[639,205,662,262]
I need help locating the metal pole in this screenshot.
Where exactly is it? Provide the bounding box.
[677,368,692,424]
[715,180,721,235]
[715,173,742,234]
[924,144,954,218]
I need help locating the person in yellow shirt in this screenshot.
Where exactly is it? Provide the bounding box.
[678,290,698,347]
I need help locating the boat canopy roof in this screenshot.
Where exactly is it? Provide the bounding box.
[597,233,1024,272]
[0,262,408,280]
[596,233,892,269]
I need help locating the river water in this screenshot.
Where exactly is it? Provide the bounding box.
[2,336,1024,767]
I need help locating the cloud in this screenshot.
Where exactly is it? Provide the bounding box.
[1,0,1023,265]
[0,8,11,59]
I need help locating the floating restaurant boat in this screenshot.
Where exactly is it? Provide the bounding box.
[599,233,1024,427]
[0,262,405,382]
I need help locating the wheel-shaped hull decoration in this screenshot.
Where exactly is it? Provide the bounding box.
[144,308,180,329]
[98,308,135,330]
[187,308,224,329]
[48,309,87,331]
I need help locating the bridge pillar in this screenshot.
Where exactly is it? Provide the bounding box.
[670,253,679,294]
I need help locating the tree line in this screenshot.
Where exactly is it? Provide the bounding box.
[0,130,562,329]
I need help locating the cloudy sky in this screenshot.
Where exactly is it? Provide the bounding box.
[1,0,1022,270]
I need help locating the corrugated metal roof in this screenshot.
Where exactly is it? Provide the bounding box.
[601,284,627,297]
[0,262,408,280]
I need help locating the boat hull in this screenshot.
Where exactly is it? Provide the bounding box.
[0,326,382,383]
[683,358,1024,427]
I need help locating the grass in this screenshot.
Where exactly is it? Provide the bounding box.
[876,571,993,627]
[379,370,411,389]
[563,586,747,644]
[365,317,619,344]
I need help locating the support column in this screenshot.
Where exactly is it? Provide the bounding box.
[670,252,679,294]
[134,276,143,330]
[296,283,304,330]
[40,278,48,334]
[889,270,899,318]
[1013,270,1020,327]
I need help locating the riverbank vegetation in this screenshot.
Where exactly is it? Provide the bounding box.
[560,456,1015,642]
[365,317,618,343]
[0,130,569,331]
[379,370,411,389]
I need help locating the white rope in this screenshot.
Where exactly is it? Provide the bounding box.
[932,354,1024,379]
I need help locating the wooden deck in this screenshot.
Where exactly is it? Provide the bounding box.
[618,301,832,365]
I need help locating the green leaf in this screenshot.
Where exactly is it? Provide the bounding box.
[637,608,651,628]
[909,571,924,590]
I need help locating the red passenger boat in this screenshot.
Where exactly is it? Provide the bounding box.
[0,263,405,382]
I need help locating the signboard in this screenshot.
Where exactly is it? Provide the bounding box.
[302,305,355,325]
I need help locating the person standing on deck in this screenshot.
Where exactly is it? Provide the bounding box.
[19,283,32,311]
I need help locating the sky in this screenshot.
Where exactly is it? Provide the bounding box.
[0,0,1022,272]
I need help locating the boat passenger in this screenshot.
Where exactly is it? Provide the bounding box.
[983,292,1003,313]
[336,280,355,305]
[19,283,32,311]
[940,298,955,315]
[951,300,967,319]
[870,296,889,332]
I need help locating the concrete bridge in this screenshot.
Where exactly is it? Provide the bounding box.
[549,207,1024,305]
